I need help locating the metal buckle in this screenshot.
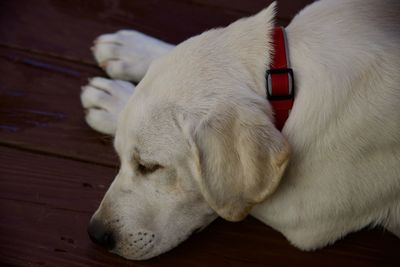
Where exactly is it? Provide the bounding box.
[266,68,294,101]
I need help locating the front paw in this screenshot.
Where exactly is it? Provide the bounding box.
[92,30,172,82]
[81,77,134,135]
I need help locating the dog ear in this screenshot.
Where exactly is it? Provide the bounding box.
[223,2,276,61]
[188,96,290,222]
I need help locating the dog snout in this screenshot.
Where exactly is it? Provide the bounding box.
[87,218,116,250]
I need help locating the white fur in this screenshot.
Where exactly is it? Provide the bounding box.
[81,77,135,134]
[93,30,173,81]
[81,0,400,260]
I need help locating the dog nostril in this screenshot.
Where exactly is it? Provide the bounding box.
[87,219,116,250]
[101,232,115,249]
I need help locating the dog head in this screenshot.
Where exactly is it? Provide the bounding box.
[88,2,290,260]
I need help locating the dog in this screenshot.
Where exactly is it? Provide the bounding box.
[81,0,400,260]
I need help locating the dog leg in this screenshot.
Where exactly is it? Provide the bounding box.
[92,30,174,82]
[81,77,134,135]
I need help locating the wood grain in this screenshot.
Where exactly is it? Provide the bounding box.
[0,0,298,62]
[0,47,118,166]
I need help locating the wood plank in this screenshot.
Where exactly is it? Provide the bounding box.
[0,0,304,63]
[0,145,116,212]
[181,0,315,20]
[0,146,399,267]
[0,47,118,166]
[0,200,133,267]
[1,201,399,267]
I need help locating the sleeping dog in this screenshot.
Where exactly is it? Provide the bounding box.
[81,0,400,260]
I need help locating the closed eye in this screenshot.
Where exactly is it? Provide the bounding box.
[137,162,162,175]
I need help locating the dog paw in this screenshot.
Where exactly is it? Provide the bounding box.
[81,77,135,135]
[92,30,173,82]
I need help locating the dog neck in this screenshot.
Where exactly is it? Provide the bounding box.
[266,27,295,130]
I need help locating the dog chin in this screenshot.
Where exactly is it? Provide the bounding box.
[113,232,191,260]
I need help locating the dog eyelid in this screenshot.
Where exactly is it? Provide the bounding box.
[137,162,162,175]
[131,151,163,175]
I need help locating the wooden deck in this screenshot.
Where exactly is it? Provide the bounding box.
[0,1,399,266]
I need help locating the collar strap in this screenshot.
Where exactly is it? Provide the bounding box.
[266,27,295,131]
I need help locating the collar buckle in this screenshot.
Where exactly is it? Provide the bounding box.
[266,68,294,101]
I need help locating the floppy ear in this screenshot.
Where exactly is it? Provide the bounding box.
[189,97,290,222]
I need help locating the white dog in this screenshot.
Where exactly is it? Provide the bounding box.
[81,0,400,260]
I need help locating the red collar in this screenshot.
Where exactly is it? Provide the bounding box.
[266,27,294,131]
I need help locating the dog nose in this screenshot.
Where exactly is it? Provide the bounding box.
[87,219,115,249]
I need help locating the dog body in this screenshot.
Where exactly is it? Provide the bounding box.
[81,0,400,260]
[252,0,400,248]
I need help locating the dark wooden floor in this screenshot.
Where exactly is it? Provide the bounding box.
[0,0,399,266]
